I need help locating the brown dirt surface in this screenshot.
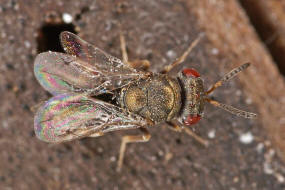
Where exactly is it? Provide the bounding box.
[1,0,285,189]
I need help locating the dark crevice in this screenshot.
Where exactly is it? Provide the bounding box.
[75,6,90,21]
[37,23,76,53]
[239,0,285,76]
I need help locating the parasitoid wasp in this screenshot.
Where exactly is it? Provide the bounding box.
[34,31,257,171]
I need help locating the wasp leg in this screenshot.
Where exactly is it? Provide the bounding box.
[88,132,104,138]
[166,121,209,147]
[117,127,151,172]
[120,32,129,64]
[120,33,150,71]
[127,59,150,71]
[161,35,202,74]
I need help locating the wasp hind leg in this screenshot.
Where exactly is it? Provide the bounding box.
[120,33,150,71]
[117,127,151,172]
[166,121,209,147]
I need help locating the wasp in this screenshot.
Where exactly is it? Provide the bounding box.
[34,31,257,171]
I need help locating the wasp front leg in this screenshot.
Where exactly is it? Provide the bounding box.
[120,33,150,71]
[166,121,209,147]
[117,127,151,172]
[161,35,202,74]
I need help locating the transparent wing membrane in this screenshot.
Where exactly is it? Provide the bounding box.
[34,32,145,96]
[34,93,148,143]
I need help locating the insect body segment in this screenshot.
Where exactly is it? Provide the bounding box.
[178,69,205,126]
[34,31,256,171]
[119,74,181,123]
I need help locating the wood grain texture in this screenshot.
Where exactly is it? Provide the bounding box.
[187,0,285,161]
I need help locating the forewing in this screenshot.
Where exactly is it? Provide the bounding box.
[34,32,145,96]
[34,93,148,143]
[60,31,145,90]
[34,52,107,95]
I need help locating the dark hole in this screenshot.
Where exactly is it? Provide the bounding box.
[5,63,15,70]
[130,168,137,175]
[185,154,192,161]
[176,138,182,144]
[5,83,12,90]
[37,23,76,53]
[7,109,13,116]
[29,130,35,137]
[0,176,6,182]
[21,104,30,112]
[75,6,90,21]
[48,156,54,163]
[81,152,91,160]
[8,155,13,163]
[64,144,73,151]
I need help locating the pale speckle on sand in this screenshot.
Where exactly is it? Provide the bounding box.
[166,50,177,59]
[235,90,242,96]
[24,41,31,48]
[245,98,253,105]
[62,13,73,23]
[208,129,216,139]
[256,143,264,153]
[110,156,116,162]
[239,132,254,144]
[211,48,219,55]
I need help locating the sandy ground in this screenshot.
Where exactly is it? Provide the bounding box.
[0,0,285,189]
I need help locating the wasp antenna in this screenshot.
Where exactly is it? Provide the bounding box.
[206,63,251,95]
[205,98,257,119]
[161,34,203,74]
[120,32,129,64]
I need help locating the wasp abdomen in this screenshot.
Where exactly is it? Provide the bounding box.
[120,74,181,124]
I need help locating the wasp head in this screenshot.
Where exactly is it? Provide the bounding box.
[178,68,205,126]
[177,63,257,126]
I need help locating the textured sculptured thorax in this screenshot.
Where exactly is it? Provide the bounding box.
[178,74,206,121]
[119,74,181,124]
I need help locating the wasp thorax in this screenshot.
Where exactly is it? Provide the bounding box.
[179,68,205,125]
[119,74,181,124]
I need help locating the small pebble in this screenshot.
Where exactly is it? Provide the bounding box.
[256,143,264,153]
[235,90,242,96]
[208,129,216,139]
[239,132,254,144]
[24,41,31,48]
[110,156,116,162]
[62,13,73,23]
[211,48,219,55]
[166,50,177,59]
[275,173,285,183]
[245,98,252,105]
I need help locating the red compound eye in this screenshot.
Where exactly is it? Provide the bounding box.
[182,68,200,78]
[183,114,201,125]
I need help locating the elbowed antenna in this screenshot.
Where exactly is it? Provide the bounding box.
[205,98,257,119]
[206,63,250,95]
[205,63,257,119]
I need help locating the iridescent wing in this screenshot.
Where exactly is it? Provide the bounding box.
[34,31,145,96]
[34,93,148,143]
